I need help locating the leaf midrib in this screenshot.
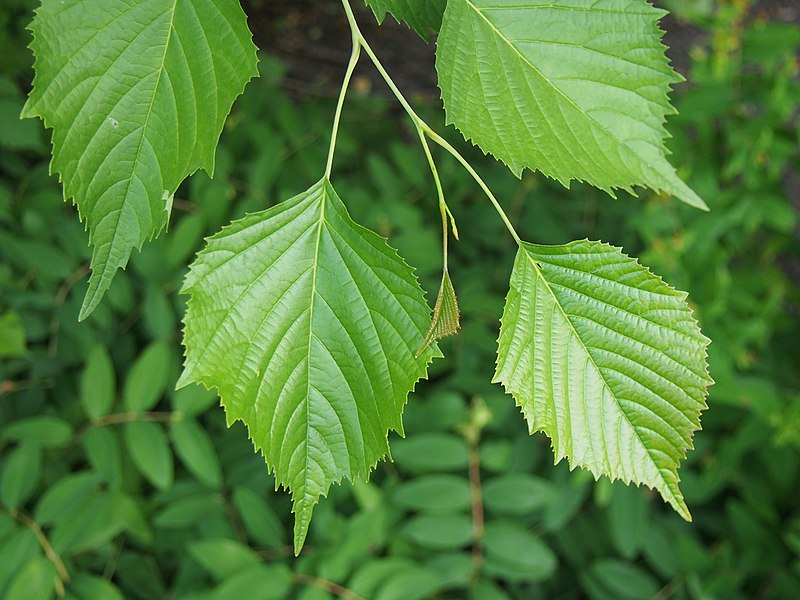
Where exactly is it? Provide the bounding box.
[82,0,179,316]
[520,245,678,502]
[299,182,327,517]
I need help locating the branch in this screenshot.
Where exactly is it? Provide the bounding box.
[5,508,70,595]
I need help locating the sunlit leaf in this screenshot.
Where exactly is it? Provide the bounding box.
[179,178,437,553]
[23,0,259,318]
[495,240,712,518]
[436,0,707,209]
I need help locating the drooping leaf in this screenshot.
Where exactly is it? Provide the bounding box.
[23,0,259,319]
[179,178,437,553]
[494,240,712,519]
[417,271,460,357]
[364,0,446,40]
[436,0,707,210]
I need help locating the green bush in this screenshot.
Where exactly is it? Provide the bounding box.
[1,1,799,598]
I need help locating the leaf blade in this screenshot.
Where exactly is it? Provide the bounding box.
[23,0,259,318]
[179,179,437,553]
[436,0,706,209]
[494,240,712,518]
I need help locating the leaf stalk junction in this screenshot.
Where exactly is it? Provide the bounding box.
[330,0,523,257]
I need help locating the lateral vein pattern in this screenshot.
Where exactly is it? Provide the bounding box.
[436,0,707,209]
[494,240,712,519]
[179,179,438,553]
[23,0,259,318]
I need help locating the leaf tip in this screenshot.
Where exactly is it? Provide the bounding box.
[292,498,316,556]
[175,369,194,390]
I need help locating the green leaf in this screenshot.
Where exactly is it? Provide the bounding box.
[23,0,259,318]
[123,340,171,412]
[212,564,292,600]
[494,240,712,520]
[0,530,41,596]
[231,486,286,548]
[581,559,659,600]
[483,521,557,583]
[436,0,707,210]
[2,416,73,448]
[35,472,101,525]
[123,421,173,490]
[188,538,260,581]
[0,311,26,357]
[393,474,471,512]
[5,557,57,600]
[608,483,650,559]
[375,567,443,600]
[69,574,125,600]
[81,345,116,420]
[392,432,469,473]
[82,427,123,488]
[417,271,460,357]
[483,474,555,516]
[171,385,219,417]
[154,493,221,528]
[402,514,473,549]
[350,559,417,598]
[179,178,437,553]
[170,419,222,488]
[50,493,119,554]
[0,442,41,508]
[364,0,446,40]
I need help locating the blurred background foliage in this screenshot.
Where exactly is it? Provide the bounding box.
[1,0,799,598]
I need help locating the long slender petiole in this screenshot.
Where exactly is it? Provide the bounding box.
[337,0,521,244]
[325,28,361,179]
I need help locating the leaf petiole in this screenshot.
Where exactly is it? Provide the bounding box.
[325,29,361,178]
[338,0,521,246]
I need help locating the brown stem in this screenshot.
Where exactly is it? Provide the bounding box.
[93,411,183,427]
[6,508,70,595]
[70,411,184,448]
[292,573,365,600]
[468,430,485,586]
[459,398,490,587]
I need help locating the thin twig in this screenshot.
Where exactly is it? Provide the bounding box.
[459,399,490,587]
[69,411,184,447]
[292,573,366,600]
[5,508,70,595]
[92,411,183,428]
